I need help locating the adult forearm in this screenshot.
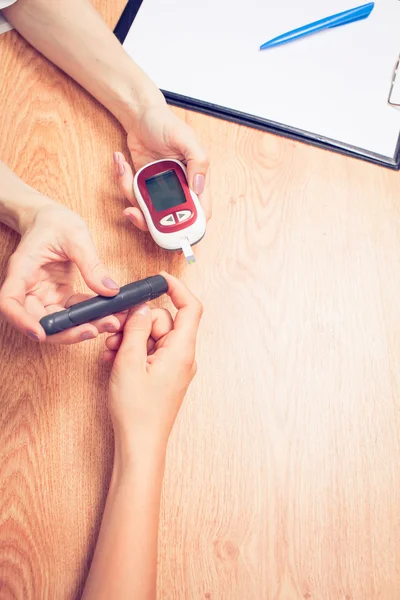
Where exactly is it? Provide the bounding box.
[0,161,53,233]
[3,0,165,132]
[82,440,166,600]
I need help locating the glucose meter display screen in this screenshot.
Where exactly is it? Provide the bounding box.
[145,170,187,213]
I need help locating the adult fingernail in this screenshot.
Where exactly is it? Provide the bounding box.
[193,174,205,195]
[113,152,120,164]
[102,277,119,290]
[105,324,118,333]
[135,304,150,316]
[118,162,125,177]
[81,331,95,341]
[27,331,40,342]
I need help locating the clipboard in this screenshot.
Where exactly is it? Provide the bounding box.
[114,0,400,170]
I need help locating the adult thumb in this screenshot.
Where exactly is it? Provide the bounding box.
[68,235,119,296]
[178,127,209,197]
[119,304,152,370]
[185,152,209,198]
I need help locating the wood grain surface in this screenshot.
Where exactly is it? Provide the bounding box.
[1,2,400,599]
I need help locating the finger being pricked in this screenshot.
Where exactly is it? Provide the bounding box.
[161,272,203,351]
[103,334,155,363]
[103,307,174,361]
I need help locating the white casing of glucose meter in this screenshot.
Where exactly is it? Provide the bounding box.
[133,159,206,252]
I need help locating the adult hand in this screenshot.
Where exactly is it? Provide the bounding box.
[0,201,122,344]
[114,103,211,232]
[106,272,203,450]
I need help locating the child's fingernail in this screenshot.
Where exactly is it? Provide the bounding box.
[27,331,40,342]
[135,304,150,316]
[105,324,118,333]
[81,331,95,341]
[113,152,120,164]
[118,162,125,177]
[102,277,119,290]
[193,174,205,195]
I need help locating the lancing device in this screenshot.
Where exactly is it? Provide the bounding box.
[39,275,168,336]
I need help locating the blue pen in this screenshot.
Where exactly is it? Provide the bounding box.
[260,2,375,50]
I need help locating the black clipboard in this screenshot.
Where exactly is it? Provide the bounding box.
[114,0,400,171]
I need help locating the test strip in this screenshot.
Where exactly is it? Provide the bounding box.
[180,237,196,265]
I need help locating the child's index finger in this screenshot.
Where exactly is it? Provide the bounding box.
[160,272,203,344]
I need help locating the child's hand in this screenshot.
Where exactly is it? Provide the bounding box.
[106,272,202,452]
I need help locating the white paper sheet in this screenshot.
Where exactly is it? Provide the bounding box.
[0,12,13,34]
[123,0,400,160]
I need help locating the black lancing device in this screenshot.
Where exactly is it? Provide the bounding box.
[40,275,168,335]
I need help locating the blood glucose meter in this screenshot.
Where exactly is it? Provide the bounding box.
[133,159,206,264]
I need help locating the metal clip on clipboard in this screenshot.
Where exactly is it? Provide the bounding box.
[389,54,400,107]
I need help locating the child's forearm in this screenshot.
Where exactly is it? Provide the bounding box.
[82,439,167,600]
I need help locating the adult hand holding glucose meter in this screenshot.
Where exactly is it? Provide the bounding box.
[133,159,206,264]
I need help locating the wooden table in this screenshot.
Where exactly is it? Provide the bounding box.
[1,2,400,599]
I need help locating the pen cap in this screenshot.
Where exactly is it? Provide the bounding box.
[39,310,75,335]
[145,274,169,298]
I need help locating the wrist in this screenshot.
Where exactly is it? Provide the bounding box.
[110,70,166,132]
[112,434,167,482]
[113,430,168,470]
[0,189,56,235]
[117,91,167,133]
